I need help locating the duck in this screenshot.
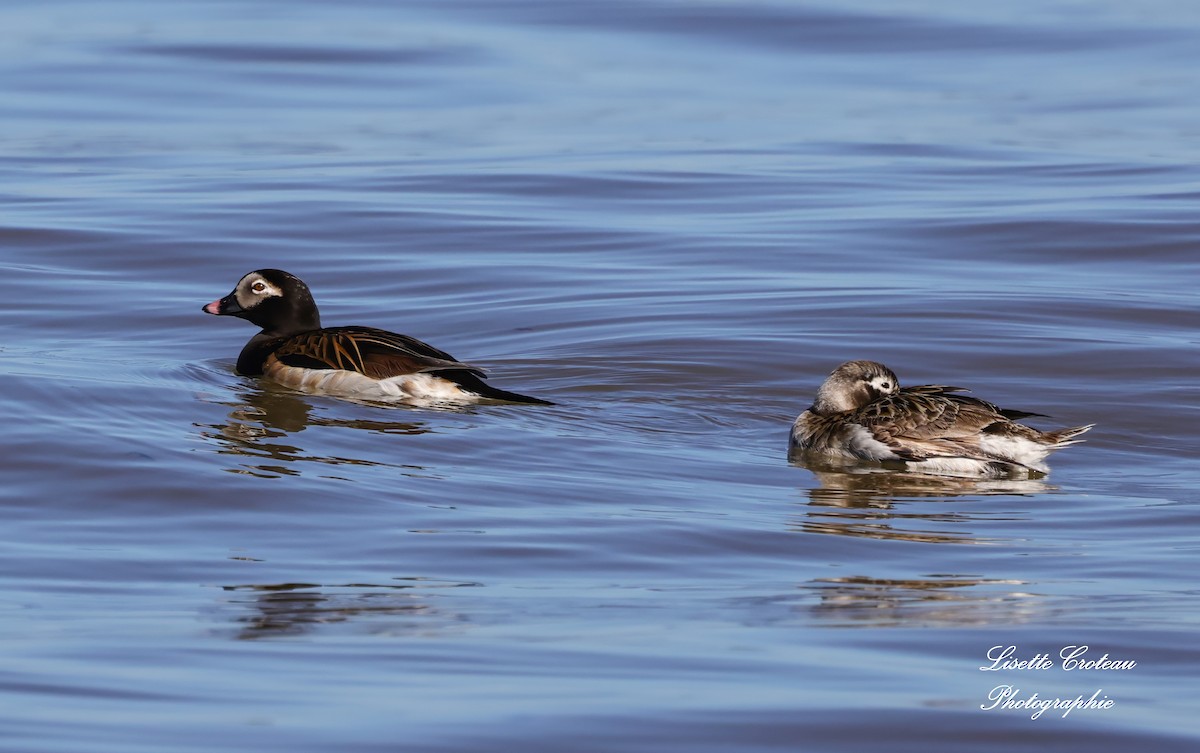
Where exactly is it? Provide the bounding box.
[789,360,1092,478]
[203,269,552,405]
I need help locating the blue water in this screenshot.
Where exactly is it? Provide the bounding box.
[1,1,1198,751]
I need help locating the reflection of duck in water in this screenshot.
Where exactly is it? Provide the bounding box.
[790,360,1092,479]
[203,269,552,406]
[802,465,1053,507]
[216,384,430,436]
[198,386,431,478]
[220,578,478,640]
[801,574,1039,628]
[789,462,1053,543]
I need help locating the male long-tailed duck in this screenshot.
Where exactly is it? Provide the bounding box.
[203,269,551,405]
[790,360,1092,478]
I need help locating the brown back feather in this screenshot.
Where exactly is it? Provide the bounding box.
[855,387,1016,460]
[273,326,485,379]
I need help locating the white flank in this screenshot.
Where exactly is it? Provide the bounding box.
[977,434,1051,473]
[844,424,902,461]
[266,363,476,402]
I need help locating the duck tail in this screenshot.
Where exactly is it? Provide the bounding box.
[1045,424,1094,447]
[443,371,554,405]
[473,383,555,405]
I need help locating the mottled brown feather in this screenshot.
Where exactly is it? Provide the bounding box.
[855,387,1030,461]
[791,360,1092,476]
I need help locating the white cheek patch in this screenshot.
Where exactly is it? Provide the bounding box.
[235,275,283,308]
[869,375,896,394]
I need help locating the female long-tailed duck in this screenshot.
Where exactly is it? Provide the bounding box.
[790,360,1092,478]
[203,269,551,405]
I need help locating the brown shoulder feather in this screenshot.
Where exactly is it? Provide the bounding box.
[272,326,485,379]
[854,387,1015,460]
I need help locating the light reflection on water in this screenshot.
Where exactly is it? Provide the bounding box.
[1,0,1198,751]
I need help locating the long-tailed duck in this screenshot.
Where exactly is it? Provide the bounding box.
[790,360,1091,478]
[203,269,551,405]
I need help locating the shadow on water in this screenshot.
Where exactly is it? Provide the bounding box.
[213,577,482,640]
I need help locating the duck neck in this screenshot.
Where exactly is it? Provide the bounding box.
[811,384,862,415]
[236,332,284,376]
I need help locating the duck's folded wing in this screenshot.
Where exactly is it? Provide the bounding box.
[273,326,486,379]
[900,385,1047,420]
[901,384,971,396]
[856,391,1000,461]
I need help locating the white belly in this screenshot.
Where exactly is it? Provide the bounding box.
[265,362,474,403]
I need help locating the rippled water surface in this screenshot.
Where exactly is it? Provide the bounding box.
[2,1,1198,751]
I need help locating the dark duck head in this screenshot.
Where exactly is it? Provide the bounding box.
[203,269,322,337]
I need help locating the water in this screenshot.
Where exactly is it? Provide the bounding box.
[2,1,1198,751]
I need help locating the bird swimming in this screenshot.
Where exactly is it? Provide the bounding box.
[790,360,1092,478]
[203,269,551,406]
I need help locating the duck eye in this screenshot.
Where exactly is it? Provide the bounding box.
[881,381,891,390]
[251,282,266,293]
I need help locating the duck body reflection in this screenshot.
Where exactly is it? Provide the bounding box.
[198,382,434,479]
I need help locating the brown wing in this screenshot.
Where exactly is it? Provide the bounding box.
[272,326,485,379]
[854,386,1010,461]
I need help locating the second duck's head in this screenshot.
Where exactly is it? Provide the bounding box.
[202,269,322,335]
[811,360,899,415]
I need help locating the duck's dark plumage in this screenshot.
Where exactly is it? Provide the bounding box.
[204,269,552,405]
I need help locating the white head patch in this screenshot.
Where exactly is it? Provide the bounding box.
[235,273,284,309]
[868,373,897,395]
